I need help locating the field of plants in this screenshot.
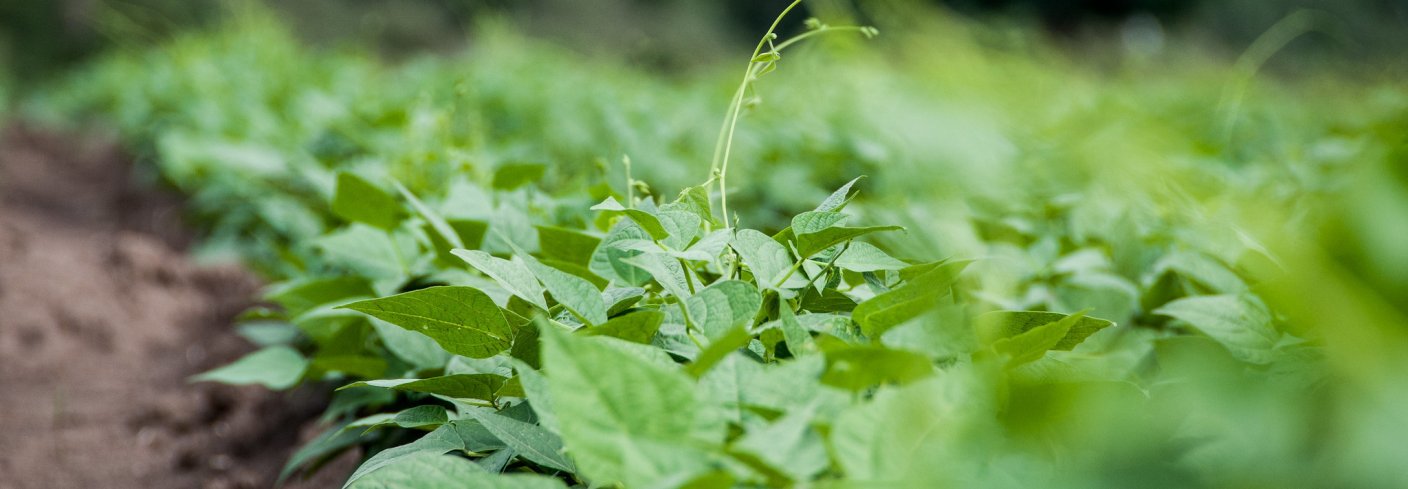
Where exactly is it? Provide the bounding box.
[4,1,1408,487]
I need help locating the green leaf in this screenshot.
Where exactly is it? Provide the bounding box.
[332,172,399,230]
[685,280,763,340]
[369,317,451,370]
[344,374,507,401]
[521,256,608,326]
[587,309,664,344]
[397,182,464,250]
[685,326,753,378]
[538,325,715,487]
[591,197,670,240]
[791,211,847,235]
[590,220,653,286]
[315,224,414,283]
[266,276,375,316]
[349,451,567,489]
[493,162,547,190]
[729,404,828,483]
[536,225,601,266]
[657,210,702,250]
[820,344,934,391]
[832,242,909,272]
[988,312,1084,366]
[452,249,549,310]
[831,374,987,484]
[852,260,971,337]
[795,225,903,258]
[668,183,715,226]
[622,252,695,299]
[815,176,863,212]
[509,359,560,433]
[192,346,307,390]
[468,410,576,472]
[339,286,514,359]
[1154,294,1279,364]
[731,229,797,289]
[974,311,1115,351]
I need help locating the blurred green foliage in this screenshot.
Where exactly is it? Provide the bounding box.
[15,1,1408,487]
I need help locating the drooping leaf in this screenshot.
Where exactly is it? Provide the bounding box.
[192,346,307,390]
[974,311,1115,352]
[591,196,670,240]
[468,410,576,472]
[521,256,608,326]
[339,286,514,359]
[852,260,971,337]
[344,374,507,401]
[622,252,695,299]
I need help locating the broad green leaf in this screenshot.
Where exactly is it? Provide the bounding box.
[685,280,763,339]
[339,286,514,359]
[589,220,652,286]
[852,260,971,337]
[312,354,387,378]
[349,452,567,489]
[521,256,608,326]
[344,374,507,401]
[192,346,307,390]
[536,225,601,266]
[332,172,399,230]
[468,410,575,472]
[369,317,451,370]
[975,311,1115,351]
[1154,294,1279,364]
[731,229,797,289]
[538,326,715,487]
[791,211,847,235]
[591,197,670,240]
[315,224,414,283]
[452,249,549,310]
[392,405,450,429]
[795,225,903,258]
[587,309,664,344]
[622,252,695,299]
[602,287,646,316]
[658,210,703,250]
[832,242,909,272]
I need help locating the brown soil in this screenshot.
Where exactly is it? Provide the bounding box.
[0,126,357,488]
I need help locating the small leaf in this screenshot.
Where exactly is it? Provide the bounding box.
[592,196,670,240]
[686,326,753,378]
[590,220,653,285]
[192,346,307,390]
[791,211,847,235]
[815,176,863,212]
[339,286,514,359]
[974,311,1115,351]
[622,252,695,299]
[988,312,1085,366]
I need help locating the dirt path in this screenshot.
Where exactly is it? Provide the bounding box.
[0,127,355,488]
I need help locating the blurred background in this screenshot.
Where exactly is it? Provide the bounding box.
[2,0,1406,488]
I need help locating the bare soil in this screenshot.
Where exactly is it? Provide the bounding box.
[0,126,357,488]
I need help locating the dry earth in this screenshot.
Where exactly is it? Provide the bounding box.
[0,126,356,488]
